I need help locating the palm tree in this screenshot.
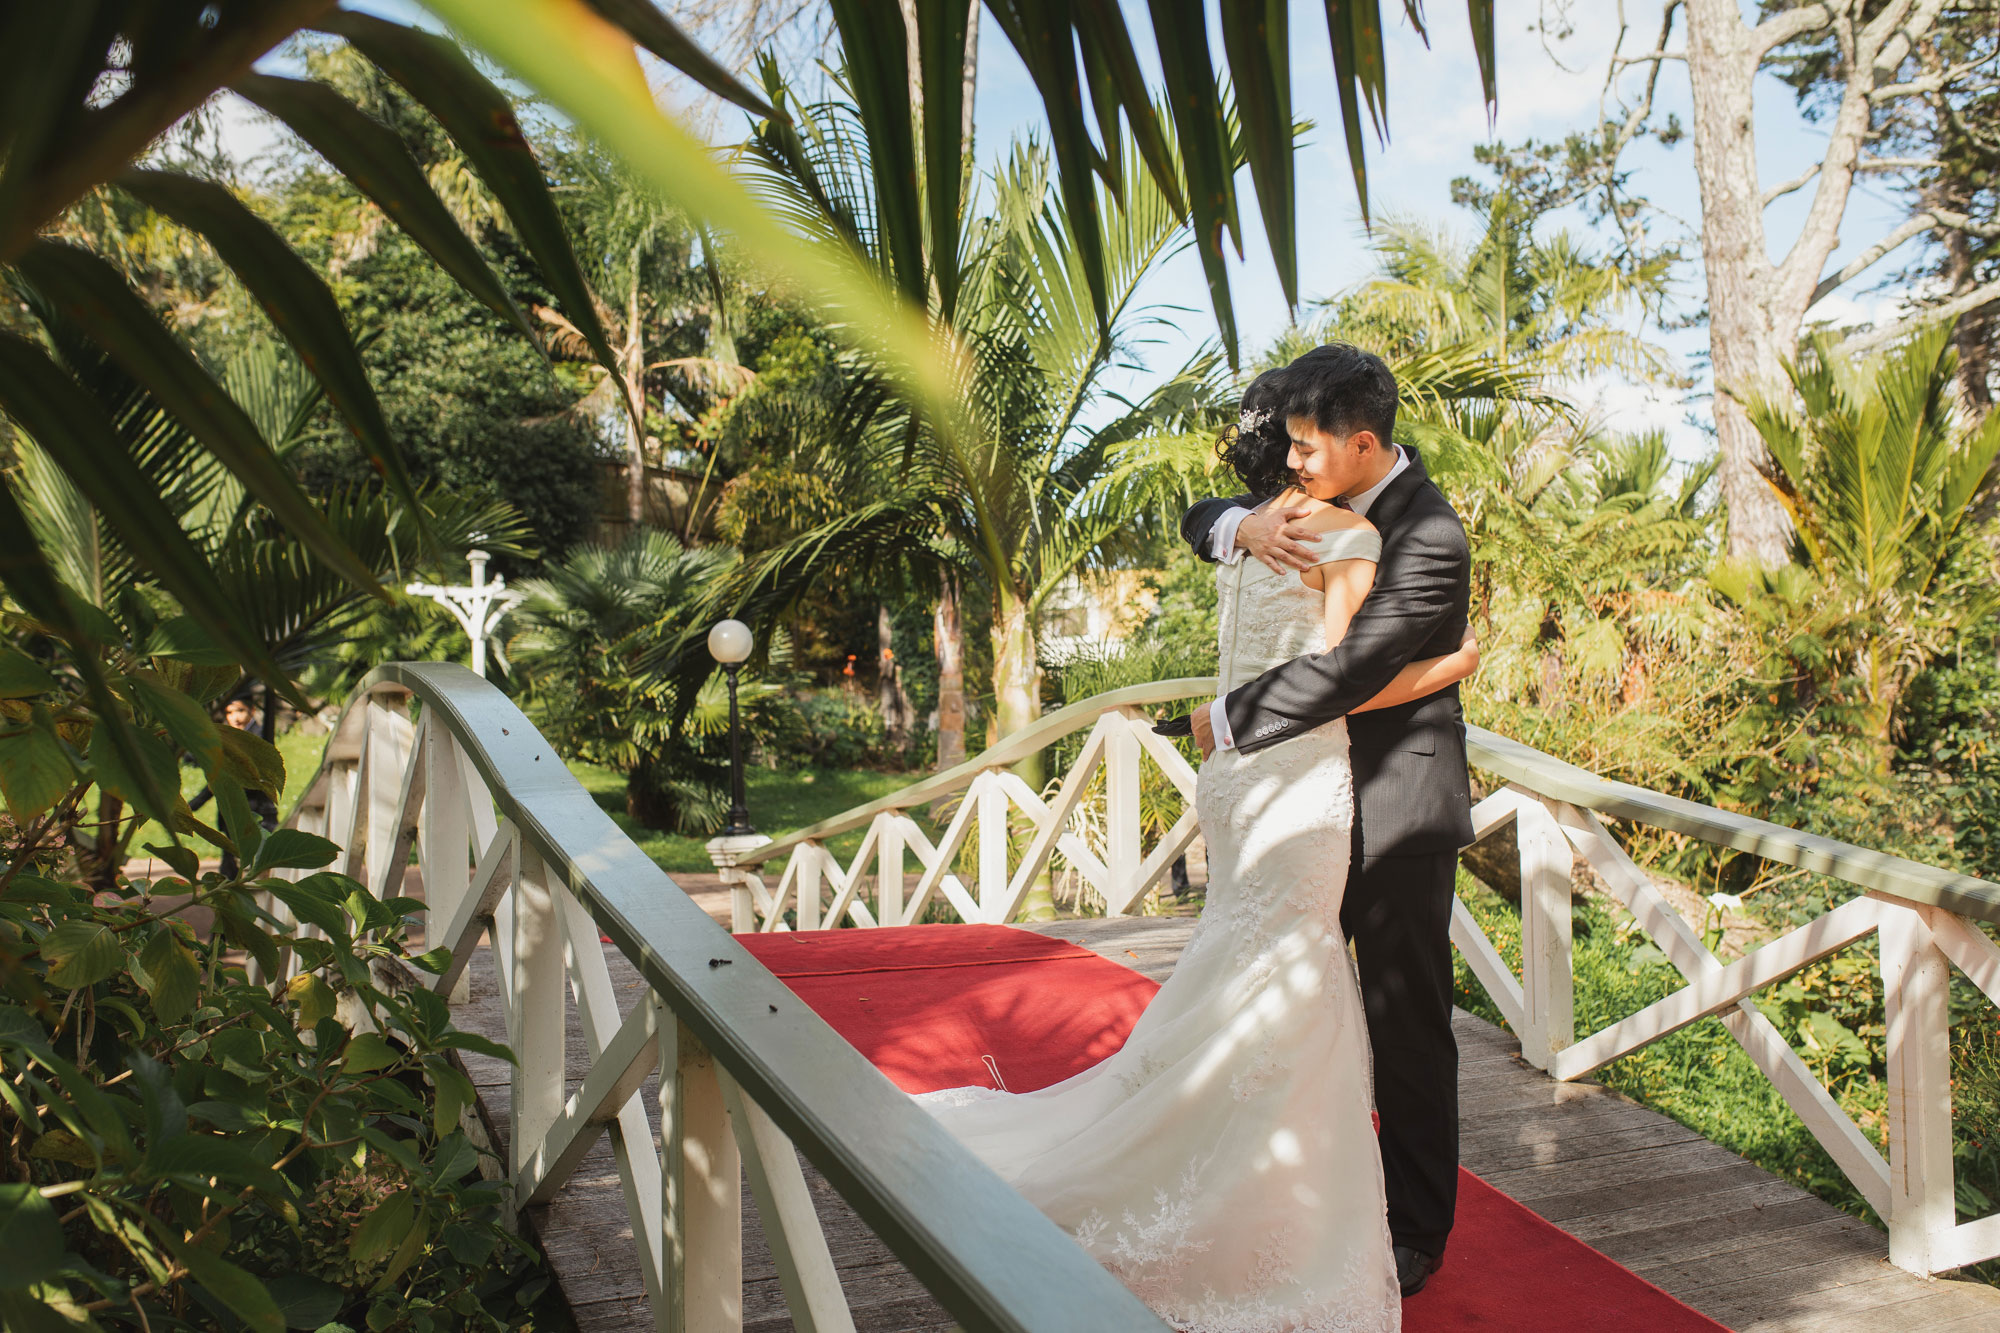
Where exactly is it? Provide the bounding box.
[1334,193,1676,383]
[1745,324,2000,756]
[740,86,1226,769]
[507,530,741,830]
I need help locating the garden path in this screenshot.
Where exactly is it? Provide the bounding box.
[451,914,2000,1332]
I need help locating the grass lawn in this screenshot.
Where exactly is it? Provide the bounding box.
[1452,872,1890,1229]
[565,759,934,873]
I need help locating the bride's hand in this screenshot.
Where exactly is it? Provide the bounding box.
[1459,626,1481,669]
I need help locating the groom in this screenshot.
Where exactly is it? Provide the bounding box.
[1183,343,1474,1297]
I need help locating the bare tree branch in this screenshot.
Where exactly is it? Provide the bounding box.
[1811,210,2000,307]
[1749,2,1838,59]
[1763,162,1821,206]
[1839,276,2000,355]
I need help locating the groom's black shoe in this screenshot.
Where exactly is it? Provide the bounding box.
[1394,1245,1442,1297]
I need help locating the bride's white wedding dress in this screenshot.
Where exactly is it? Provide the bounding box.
[917,526,1400,1332]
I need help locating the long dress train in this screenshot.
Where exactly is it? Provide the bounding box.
[917,526,1400,1332]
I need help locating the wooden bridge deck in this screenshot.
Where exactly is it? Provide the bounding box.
[451,914,2000,1332]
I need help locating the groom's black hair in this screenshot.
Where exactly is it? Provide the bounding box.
[1286,342,1398,446]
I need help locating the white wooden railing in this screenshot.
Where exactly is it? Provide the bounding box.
[273,663,1167,1333]
[731,676,2000,1278]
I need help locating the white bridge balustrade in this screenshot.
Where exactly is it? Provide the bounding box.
[270,663,1169,1333]
[728,676,2000,1281]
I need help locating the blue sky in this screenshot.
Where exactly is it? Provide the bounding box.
[230,2,1933,461]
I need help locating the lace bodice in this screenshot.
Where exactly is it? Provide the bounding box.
[1217,526,1382,692]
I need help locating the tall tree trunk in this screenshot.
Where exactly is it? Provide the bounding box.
[877,603,912,752]
[933,578,965,771]
[991,585,1054,919]
[1685,0,1791,567]
[623,269,647,525]
[991,588,1043,779]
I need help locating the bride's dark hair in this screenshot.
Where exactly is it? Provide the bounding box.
[1217,369,1294,497]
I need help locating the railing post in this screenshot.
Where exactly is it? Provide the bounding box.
[706,833,772,933]
[510,845,566,1180]
[1516,794,1574,1069]
[361,695,413,893]
[797,843,823,931]
[1881,903,1955,1273]
[660,1018,741,1332]
[977,771,1008,921]
[1103,713,1143,916]
[878,814,905,928]
[421,727,473,1002]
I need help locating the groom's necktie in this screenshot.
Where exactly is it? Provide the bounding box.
[1332,495,1353,510]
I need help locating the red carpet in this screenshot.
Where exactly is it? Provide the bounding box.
[738,924,1729,1331]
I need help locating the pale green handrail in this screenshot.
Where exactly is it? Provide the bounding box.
[736,674,2000,925]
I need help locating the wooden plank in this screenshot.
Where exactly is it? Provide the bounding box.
[440,907,2000,1333]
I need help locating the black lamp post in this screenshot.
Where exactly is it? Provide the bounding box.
[707,619,755,836]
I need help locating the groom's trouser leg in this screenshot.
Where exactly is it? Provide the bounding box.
[1342,852,1459,1256]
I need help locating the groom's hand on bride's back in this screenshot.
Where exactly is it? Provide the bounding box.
[1238,505,1321,574]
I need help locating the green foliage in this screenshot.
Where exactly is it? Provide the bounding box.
[0,626,556,1332]
[508,530,745,832]
[1743,326,2000,751]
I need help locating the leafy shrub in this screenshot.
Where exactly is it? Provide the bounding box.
[0,626,558,1331]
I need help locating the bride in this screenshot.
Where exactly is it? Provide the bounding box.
[915,371,1481,1332]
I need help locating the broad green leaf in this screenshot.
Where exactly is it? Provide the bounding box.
[559,0,774,116]
[319,13,621,375]
[169,1238,284,1333]
[375,1200,430,1289]
[912,0,972,319]
[151,1135,289,1195]
[0,327,291,703]
[1218,0,1296,310]
[114,168,422,521]
[434,1029,517,1065]
[125,671,224,775]
[346,1186,414,1264]
[87,717,179,826]
[217,725,286,801]
[263,1273,345,1330]
[141,615,238,667]
[826,0,925,307]
[0,1182,64,1289]
[343,1032,399,1075]
[231,73,538,348]
[287,973,336,1029]
[41,919,123,990]
[0,1291,77,1332]
[1143,0,1239,359]
[0,646,56,698]
[405,945,451,975]
[439,1219,496,1267]
[428,1060,474,1138]
[143,842,202,882]
[267,881,350,937]
[0,714,72,820]
[137,929,199,1024]
[252,828,339,876]
[27,1129,96,1169]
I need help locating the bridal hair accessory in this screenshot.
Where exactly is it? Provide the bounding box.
[1238,407,1274,436]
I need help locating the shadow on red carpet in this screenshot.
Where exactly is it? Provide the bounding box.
[738,923,1727,1332]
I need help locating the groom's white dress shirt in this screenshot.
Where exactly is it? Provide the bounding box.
[1206,443,1410,752]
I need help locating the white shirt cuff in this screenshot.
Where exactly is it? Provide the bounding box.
[1208,698,1236,751]
[1208,506,1250,564]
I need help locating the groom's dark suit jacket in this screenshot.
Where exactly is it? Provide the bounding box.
[1183,445,1475,859]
